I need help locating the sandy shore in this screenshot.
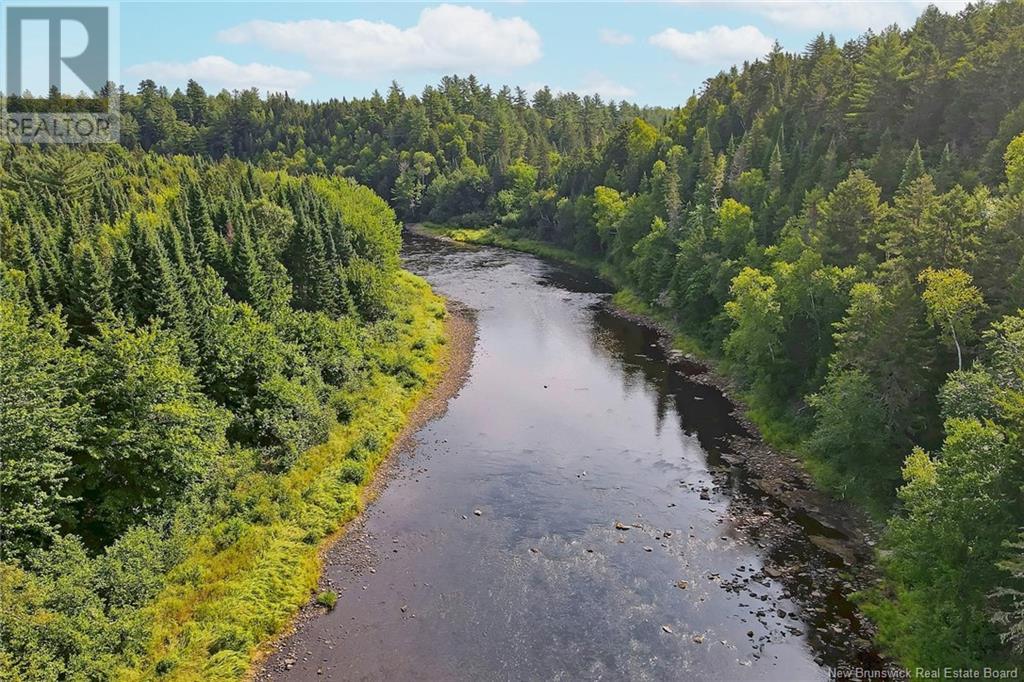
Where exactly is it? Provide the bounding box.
[248,299,478,680]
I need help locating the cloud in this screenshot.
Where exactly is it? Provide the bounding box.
[742,1,972,32]
[125,56,312,93]
[579,72,636,100]
[599,28,634,46]
[524,72,635,101]
[217,4,542,78]
[649,25,774,64]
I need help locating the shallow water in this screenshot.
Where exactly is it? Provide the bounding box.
[268,233,879,681]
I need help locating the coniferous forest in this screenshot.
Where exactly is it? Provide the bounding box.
[3,0,1024,678]
[0,149,448,677]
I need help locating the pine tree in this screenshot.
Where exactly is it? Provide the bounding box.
[67,242,114,335]
[933,143,960,192]
[900,140,926,190]
[769,143,784,196]
[229,221,267,306]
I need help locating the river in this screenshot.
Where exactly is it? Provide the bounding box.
[260,232,882,681]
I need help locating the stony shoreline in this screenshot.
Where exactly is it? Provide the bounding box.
[411,224,892,669]
[604,296,890,668]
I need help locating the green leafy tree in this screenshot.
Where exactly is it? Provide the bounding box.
[899,140,926,190]
[71,322,229,542]
[813,170,885,267]
[0,302,84,556]
[918,267,985,370]
[714,199,755,260]
[724,267,784,389]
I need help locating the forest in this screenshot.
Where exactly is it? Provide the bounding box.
[2,0,1024,676]
[0,147,448,678]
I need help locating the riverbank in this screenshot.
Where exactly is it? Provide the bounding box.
[410,223,890,664]
[411,223,882,522]
[241,229,888,677]
[103,273,471,681]
[250,298,478,680]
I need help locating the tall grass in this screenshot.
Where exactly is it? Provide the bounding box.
[112,272,448,680]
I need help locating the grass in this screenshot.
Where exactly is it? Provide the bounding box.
[420,223,622,282]
[425,222,890,525]
[315,591,338,611]
[114,272,450,681]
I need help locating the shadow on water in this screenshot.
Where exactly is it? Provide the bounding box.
[263,231,888,682]
[578,271,883,672]
[409,231,883,672]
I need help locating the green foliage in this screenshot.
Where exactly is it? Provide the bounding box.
[723,267,783,389]
[0,148,448,680]
[315,590,338,610]
[807,369,893,488]
[0,302,83,557]
[73,321,230,542]
[339,460,368,486]
[3,0,1024,672]
[1007,132,1024,194]
[918,267,986,370]
[399,4,1024,668]
[813,170,885,267]
[714,199,755,261]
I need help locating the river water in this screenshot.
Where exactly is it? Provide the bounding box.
[265,233,879,681]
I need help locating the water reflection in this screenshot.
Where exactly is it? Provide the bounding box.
[266,232,880,682]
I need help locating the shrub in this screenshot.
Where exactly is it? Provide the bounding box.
[315,590,337,610]
[339,460,367,485]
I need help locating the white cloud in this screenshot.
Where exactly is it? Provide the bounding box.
[741,1,972,32]
[579,72,635,100]
[125,56,312,93]
[599,28,634,46]
[649,25,774,64]
[524,72,635,102]
[217,4,542,78]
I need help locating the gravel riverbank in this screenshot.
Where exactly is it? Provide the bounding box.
[249,300,478,680]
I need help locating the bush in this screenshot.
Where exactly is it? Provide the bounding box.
[345,257,394,322]
[339,460,367,485]
[315,590,338,610]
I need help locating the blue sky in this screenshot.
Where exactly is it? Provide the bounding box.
[118,1,971,107]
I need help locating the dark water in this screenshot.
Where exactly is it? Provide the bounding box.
[269,234,876,681]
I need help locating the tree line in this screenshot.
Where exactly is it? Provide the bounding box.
[108,1,1024,668]
[4,0,1024,673]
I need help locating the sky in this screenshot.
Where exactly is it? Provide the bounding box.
[115,1,974,107]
